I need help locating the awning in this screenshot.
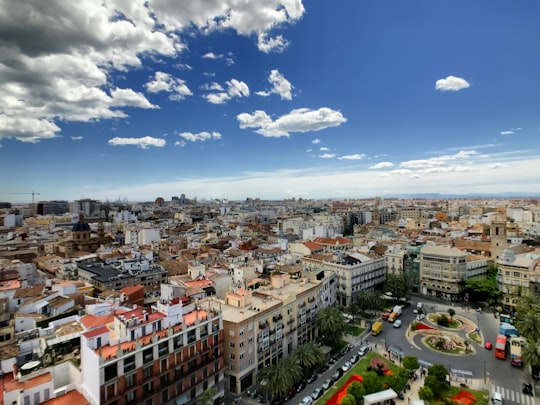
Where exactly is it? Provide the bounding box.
[363,388,398,405]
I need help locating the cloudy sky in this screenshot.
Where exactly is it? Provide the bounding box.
[1,0,540,203]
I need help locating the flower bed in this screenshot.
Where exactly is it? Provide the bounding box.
[451,389,477,405]
[325,374,363,405]
[369,357,393,376]
[415,322,436,330]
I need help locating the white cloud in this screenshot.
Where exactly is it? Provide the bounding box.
[237,107,347,137]
[319,153,336,159]
[108,136,166,149]
[435,75,470,92]
[338,154,366,160]
[0,0,304,142]
[202,78,250,104]
[489,163,508,169]
[500,128,521,136]
[70,136,84,141]
[202,52,223,59]
[178,131,222,142]
[400,150,478,169]
[85,154,540,202]
[306,148,312,152]
[110,88,158,109]
[256,69,293,100]
[144,71,193,101]
[312,139,321,144]
[320,147,330,151]
[370,162,394,169]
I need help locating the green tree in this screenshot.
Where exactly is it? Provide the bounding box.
[316,306,347,348]
[424,364,449,398]
[388,368,409,393]
[197,387,216,405]
[523,341,540,373]
[437,314,449,327]
[515,312,540,341]
[447,308,456,321]
[341,393,357,405]
[347,381,366,404]
[428,364,449,382]
[361,370,383,394]
[257,358,301,401]
[402,355,419,372]
[354,289,381,314]
[292,343,325,375]
[384,274,410,302]
[418,386,434,402]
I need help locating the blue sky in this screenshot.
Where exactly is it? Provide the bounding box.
[1,0,540,203]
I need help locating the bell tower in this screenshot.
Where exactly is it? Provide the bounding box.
[490,214,507,261]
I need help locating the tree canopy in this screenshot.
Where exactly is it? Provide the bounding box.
[316,306,347,348]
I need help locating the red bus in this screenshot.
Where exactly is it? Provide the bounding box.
[494,334,507,360]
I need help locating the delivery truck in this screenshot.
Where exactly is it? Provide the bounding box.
[388,305,403,323]
[371,321,383,336]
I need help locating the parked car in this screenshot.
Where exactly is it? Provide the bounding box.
[416,313,425,320]
[484,341,493,350]
[341,361,352,372]
[311,387,323,400]
[358,345,369,357]
[350,354,358,363]
[306,374,317,384]
[299,396,313,405]
[393,319,402,328]
[331,370,341,382]
[322,378,332,390]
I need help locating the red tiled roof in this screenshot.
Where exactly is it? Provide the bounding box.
[302,242,324,251]
[4,372,51,392]
[82,325,108,339]
[41,389,90,405]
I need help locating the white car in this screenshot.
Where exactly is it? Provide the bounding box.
[299,396,313,405]
[416,313,425,321]
[341,361,351,372]
[393,319,402,328]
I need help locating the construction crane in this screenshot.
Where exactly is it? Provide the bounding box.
[0,191,41,204]
[0,192,41,216]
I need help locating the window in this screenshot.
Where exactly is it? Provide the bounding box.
[514,272,520,277]
[230,353,235,359]
[126,391,135,402]
[126,373,135,387]
[239,328,244,336]
[144,365,152,379]
[229,342,235,348]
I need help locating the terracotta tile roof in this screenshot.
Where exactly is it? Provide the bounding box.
[82,325,108,339]
[41,389,90,405]
[302,241,325,251]
[80,313,115,330]
[4,371,52,392]
[313,237,352,246]
[120,284,144,295]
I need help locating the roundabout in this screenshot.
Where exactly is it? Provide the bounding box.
[407,312,481,356]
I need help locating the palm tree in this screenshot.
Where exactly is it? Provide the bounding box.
[522,341,540,374]
[355,289,380,314]
[257,357,302,400]
[515,312,540,341]
[316,306,347,348]
[292,343,325,375]
[448,308,456,321]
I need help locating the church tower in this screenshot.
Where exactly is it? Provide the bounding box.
[490,214,507,261]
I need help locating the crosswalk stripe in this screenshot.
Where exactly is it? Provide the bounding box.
[491,384,535,405]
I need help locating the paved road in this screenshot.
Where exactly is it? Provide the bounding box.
[381,298,536,404]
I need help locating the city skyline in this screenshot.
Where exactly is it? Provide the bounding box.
[1,1,540,203]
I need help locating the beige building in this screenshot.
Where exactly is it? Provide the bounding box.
[207,274,324,395]
[498,248,540,309]
[420,245,467,301]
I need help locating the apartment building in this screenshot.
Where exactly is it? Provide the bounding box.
[80,283,225,405]
[206,274,325,395]
[497,248,540,309]
[419,245,467,301]
[302,251,385,307]
[78,260,168,296]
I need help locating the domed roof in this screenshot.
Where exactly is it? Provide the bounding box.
[72,213,91,232]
